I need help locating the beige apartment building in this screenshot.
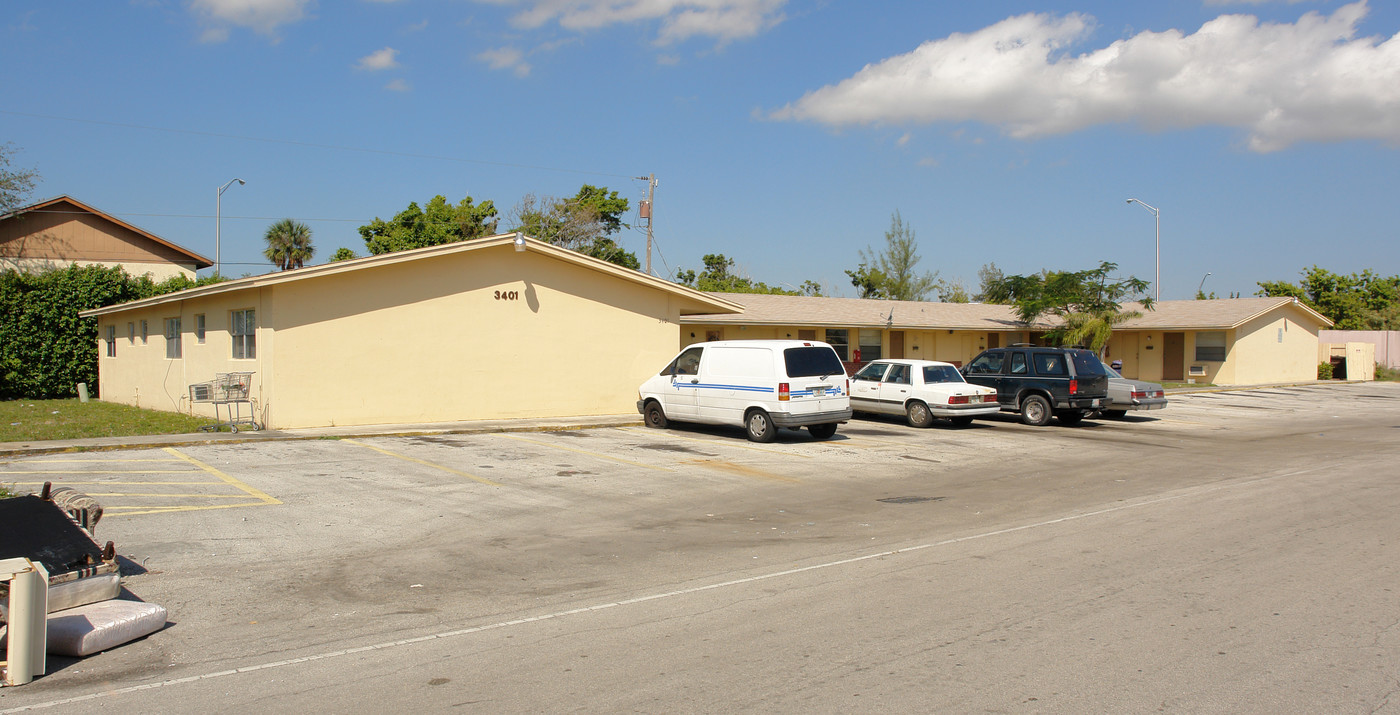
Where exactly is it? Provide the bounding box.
[81,235,740,429]
[682,293,1331,385]
[2,195,211,280]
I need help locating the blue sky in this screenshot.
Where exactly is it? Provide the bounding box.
[4,0,1397,300]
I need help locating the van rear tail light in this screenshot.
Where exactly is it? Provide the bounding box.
[1069,379,1079,395]
[778,382,790,401]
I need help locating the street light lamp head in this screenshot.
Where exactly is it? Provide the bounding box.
[237,179,245,186]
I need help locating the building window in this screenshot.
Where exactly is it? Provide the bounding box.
[231,309,256,359]
[128,322,135,343]
[825,329,848,361]
[106,325,117,357]
[140,319,149,343]
[859,329,882,362]
[1196,331,1226,362]
[196,314,206,343]
[165,318,182,359]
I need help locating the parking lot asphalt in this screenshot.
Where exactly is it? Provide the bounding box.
[0,380,1344,459]
[3,380,1395,713]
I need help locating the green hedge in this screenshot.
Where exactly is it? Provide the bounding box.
[0,265,222,400]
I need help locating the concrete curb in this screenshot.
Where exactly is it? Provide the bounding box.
[0,415,645,459]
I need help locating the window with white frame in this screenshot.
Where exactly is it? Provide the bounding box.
[195,313,206,343]
[858,329,883,362]
[165,317,182,359]
[106,325,117,357]
[231,309,256,359]
[1195,331,1226,362]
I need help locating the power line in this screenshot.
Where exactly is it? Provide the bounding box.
[1,110,637,181]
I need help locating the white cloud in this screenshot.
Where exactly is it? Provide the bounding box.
[769,1,1400,152]
[480,0,787,46]
[190,0,311,40]
[385,79,411,92]
[357,46,401,70]
[477,46,532,77]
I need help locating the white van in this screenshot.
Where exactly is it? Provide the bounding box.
[637,340,852,442]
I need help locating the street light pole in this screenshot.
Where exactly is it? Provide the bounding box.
[1197,271,1212,298]
[1126,198,1160,302]
[216,178,245,276]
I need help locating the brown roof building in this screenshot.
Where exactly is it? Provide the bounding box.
[1,195,211,280]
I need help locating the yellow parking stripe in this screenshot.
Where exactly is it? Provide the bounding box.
[616,427,815,457]
[0,470,205,474]
[342,439,501,487]
[500,434,673,472]
[68,492,266,499]
[163,447,281,505]
[19,458,184,463]
[683,459,801,484]
[105,503,271,517]
[5,481,226,486]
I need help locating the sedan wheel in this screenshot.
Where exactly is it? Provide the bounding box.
[950,416,974,427]
[906,401,934,428]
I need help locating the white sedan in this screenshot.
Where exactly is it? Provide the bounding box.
[850,359,1000,427]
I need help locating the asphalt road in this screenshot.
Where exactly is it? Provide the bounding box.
[3,383,1398,713]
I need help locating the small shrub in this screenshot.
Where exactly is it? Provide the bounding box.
[1317,362,1334,380]
[1376,363,1399,382]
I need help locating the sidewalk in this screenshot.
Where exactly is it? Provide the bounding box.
[0,414,644,459]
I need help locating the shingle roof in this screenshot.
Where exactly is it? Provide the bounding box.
[81,234,742,318]
[3,195,213,268]
[681,293,1332,330]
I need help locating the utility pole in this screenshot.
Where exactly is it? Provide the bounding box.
[636,174,657,275]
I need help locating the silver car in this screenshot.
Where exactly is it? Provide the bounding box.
[1100,361,1167,418]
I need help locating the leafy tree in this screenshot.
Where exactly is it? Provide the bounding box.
[359,194,499,255]
[799,280,825,297]
[1257,266,1400,329]
[1,142,40,214]
[506,185,638,269]
[849,211,940,301]
[975,262,1005,303]
[1,265,226,399]
[845,263,887,299]
[331,247,358,262]
[676,254,802,295]
[263,219,314,270]
[939,280,971,303]
[986,261,1153,353]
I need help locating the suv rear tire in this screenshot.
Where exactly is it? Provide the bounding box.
[1020,394,1053,426]
[1057,410,1085,426]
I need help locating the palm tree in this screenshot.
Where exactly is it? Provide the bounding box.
[263,219,314,270]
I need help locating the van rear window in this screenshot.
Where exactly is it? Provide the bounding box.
[784,346,844,377]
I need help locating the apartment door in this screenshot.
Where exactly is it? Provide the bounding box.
[889,331,905,359]
[1162,332,1185,381]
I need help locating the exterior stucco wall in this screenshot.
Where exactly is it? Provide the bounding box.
[1229,307,1321,384]
[96,289,270,421]
[265,247,682,428]
[6,257,195,280]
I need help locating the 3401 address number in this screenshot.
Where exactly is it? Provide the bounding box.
[494,290,519,301]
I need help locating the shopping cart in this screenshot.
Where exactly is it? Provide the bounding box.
[189,372,261,432]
